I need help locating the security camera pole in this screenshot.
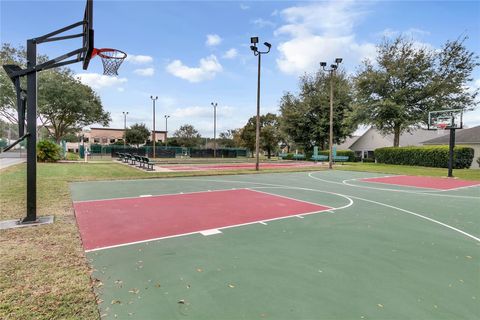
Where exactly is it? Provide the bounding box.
[320,58,342,169]
[250,37,271,171]
[150,96,158,158]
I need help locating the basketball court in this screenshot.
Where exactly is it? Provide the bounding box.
[155,161,326,172]
[71,170,479,319]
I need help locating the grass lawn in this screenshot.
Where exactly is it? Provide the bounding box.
[0,161,325,319]
[0,160,478,319]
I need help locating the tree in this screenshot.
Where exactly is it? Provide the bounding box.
[218,129,242,148]
[1,44,110,142]
[240,113,282,158]
[126,123,150,147]
[353,36,479,147]
[173,124,201,147]
[38,69,110,142]
[1,44,47,124]
[279,69,355,151]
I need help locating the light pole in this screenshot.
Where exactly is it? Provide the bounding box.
[164,115,170,148]
[150,95,158,158]
[211,102,218,158]
[122,111,128,150]
[250,37,271,171]
[320,58,342,170]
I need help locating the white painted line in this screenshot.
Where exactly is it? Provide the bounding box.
[306,172,479,199]
[200,229,222,236]
[247,188,334,210]
[74,188,243,203]
[139,194,152,198]
[296,215,305,219]
[86,207,336,252]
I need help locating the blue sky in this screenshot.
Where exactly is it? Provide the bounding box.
[1,0,479,136]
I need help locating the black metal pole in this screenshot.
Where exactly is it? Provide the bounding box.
[255,53,261,171]
[448,128,455,177]
[165,115,169,148]
[328,69,334,170]
[213,103,217,158]
[152,98,156,158]
[24,39,37,223]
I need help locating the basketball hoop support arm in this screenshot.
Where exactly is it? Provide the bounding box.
[1,17,90,224]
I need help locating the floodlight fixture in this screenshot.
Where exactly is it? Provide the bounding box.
[331,64,337,69]
[320,62,327,67]
[264,42,271,48]
[335,58,343,64]
[250,45,258,52]
[250,37,259,44]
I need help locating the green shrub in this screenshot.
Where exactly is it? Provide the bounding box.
[362,158,375,163]
[37,140,61,162]
[65,152,80,161]
[375,146,474,169]
[318,150,355,162]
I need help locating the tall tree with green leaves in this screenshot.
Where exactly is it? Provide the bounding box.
[353,36,479,147]
[173,124,202,147]
[126,123,150,147]
[0,43,48,124]
[38,69,110,142]
[240,113,282,158]
[279,69,355,151]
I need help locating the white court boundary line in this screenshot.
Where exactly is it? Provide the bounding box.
[303,172,478,199]
[344,176,480,193]
[85,207,337,253]
[83,173,478,252]
[176,175,479,243]
[84,185,354,252]
[74,188,248,203]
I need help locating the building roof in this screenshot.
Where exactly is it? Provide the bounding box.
[349,127,450,150]
[335,135,360,149]
[422,125,480,145]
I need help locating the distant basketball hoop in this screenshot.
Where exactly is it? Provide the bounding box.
[92,48,127,76]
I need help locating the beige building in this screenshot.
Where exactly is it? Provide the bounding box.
[85,127,167,145]
[66,127,167,152]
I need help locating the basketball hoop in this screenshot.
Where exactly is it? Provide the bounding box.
[92,48,127,76]
[437,123,448,130]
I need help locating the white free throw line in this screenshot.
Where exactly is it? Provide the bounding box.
[200,229,222,236]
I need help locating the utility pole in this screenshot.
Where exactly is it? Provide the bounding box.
[211,102,217,158]
[122,111,128,150]
[150,96,158,158]
[164,115,170,147]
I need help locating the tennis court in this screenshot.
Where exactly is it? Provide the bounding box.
[71,170,479,319]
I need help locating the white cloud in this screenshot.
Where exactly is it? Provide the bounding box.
[223,48,238,59]
[125,54,153,64]
[76,73,127,90]
[252,18,276,28]
[275,1,376,75]
[240,4,250,10]
[206,34,222,47]
[134,67,155,76]
[166,55,223,83]
[172,105,235,118]
[379,27,430,39]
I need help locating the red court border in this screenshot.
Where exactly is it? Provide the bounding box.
[360,175,480,190]
[74,189,331,251]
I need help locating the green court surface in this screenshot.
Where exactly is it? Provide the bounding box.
[70,170,479,319]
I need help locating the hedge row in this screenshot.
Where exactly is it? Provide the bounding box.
[375,146,474,169]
